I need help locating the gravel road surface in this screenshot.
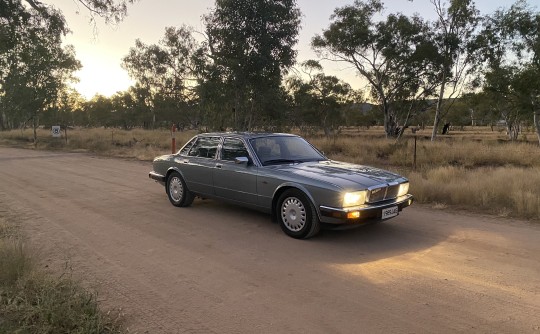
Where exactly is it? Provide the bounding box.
[0,147,539,333]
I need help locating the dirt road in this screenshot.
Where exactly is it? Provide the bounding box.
[0,147,539,333]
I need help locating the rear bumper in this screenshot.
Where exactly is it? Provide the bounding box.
[319,194,414,225]
[149,171,166,185]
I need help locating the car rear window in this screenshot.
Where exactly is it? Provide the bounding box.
[188,137,221,159]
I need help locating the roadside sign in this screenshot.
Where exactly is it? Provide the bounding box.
[52,126,61,138]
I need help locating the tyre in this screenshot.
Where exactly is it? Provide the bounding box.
[166,172,194,207]
[277,189,321,239]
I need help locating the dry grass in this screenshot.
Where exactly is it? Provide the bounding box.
[0,239,33,287]
[1,126,539,220]
[0,127,197,160]
[0,214,125,333]
[308,128,540,169]
[408,166,540,219]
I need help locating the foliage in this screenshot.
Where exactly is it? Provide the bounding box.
[287,60,358,135]
[312,0,437,138]
[122,26,200,129]
[202,0,301,130]
[428,0,480,141]
[477,0,540,144]
[1,0,540,146]
[23,0,138,26]
[0,0,80,139]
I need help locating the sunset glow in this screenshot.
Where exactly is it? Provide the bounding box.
[51,0,511,100]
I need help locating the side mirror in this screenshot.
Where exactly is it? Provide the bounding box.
[234,157,249,165]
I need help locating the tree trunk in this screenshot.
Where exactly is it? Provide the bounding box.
[431,77,446,141]
[32,115,38,144]
[396,107,413,141]
[506,121,519,141]
[382,100,396,138]
[534,110,540,146]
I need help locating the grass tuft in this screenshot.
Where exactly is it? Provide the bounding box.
[0,239,33,288]
[407,166,540,219]
[0,215,124,333]
[1,272,123,333]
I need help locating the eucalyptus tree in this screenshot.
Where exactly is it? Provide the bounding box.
[0,0,80,140]
[22,0,137,26]
[41,88,85,127]
[312,0,436,138]
[287,60,355,136]
[202,0,301,130]
[122,26,201,129]
[428,0,480,141]
[481,65,528,140]
[477,0,540,144]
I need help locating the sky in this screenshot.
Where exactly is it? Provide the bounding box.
[47,0,519,99]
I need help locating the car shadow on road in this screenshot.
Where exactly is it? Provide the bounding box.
[191,199,449,266]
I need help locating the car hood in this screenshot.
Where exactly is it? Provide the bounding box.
[269,160,406,190]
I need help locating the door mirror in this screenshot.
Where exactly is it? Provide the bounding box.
[234,157,249,165]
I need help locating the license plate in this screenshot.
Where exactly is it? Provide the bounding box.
[382,206,399,219]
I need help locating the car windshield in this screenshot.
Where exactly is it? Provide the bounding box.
[250,136,327,166]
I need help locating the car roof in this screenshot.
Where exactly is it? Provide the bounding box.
[197,132,299,140]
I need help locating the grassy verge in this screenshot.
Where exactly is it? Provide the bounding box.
[0,215,124,333]
[1,126,539,221]
[407,166,540,219]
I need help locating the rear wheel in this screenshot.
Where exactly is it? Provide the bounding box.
[277,189,320,239]
[166,172,194,207]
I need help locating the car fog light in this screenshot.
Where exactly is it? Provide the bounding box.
[347,211,360,219]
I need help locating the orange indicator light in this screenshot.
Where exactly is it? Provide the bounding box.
[347,211,360,219]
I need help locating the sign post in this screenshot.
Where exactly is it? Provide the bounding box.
[51,126,61,138]
[171,124,177,154]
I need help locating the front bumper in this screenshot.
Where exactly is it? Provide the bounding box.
[319,194,414,225]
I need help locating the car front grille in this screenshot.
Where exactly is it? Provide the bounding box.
[367,184,400,203]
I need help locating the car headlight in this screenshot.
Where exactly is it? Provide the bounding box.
[397,182,409,197]
[343,191,367,207]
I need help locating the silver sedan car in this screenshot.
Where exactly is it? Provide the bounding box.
[149,132,413,239]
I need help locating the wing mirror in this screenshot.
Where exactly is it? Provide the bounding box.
[234,157,249,165]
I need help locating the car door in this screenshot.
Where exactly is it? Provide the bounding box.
[213,137,259,206]
[178,136,221,196]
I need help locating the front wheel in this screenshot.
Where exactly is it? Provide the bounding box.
[166,172,194,207]
[277,189,320,239]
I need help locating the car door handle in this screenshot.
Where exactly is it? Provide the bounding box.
[215,164,222,169]
[182,159,189,164]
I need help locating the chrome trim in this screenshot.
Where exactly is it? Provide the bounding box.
[320,194,413,213]
[367,181,403,203]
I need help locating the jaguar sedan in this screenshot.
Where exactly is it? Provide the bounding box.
[149,132,413,239]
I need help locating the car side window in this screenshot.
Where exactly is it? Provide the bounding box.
[187,137,221,159]
[179,137,197,156]
[221,138,249,161]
